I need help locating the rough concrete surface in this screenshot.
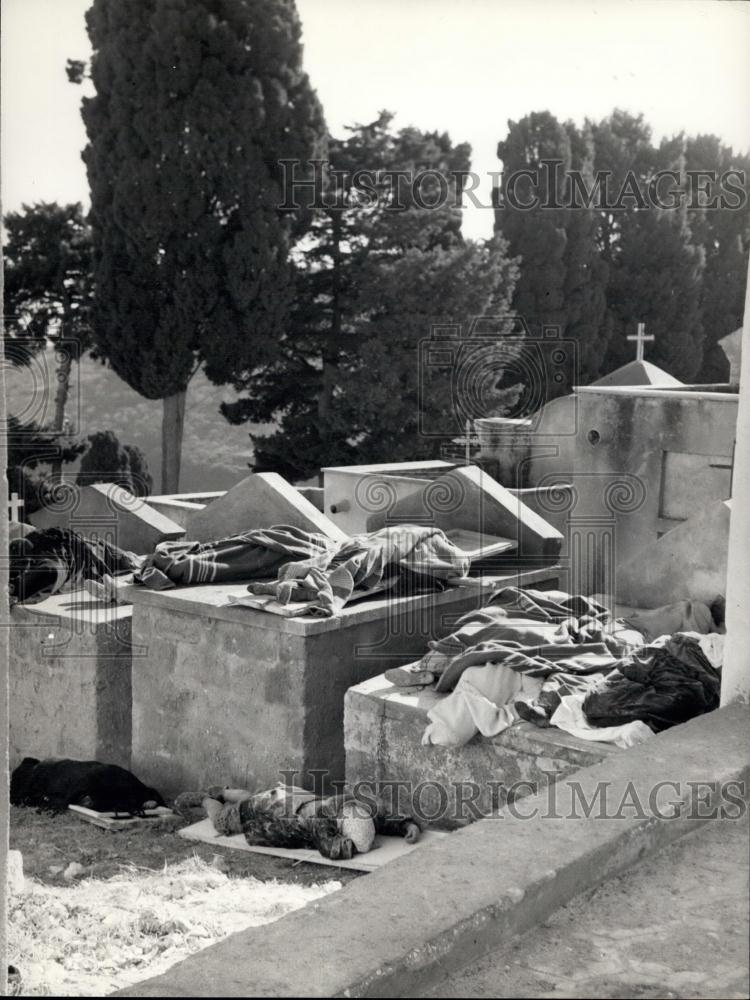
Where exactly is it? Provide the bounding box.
[345,675,614,828]
[426,815,749,999]
[9,591,133,769]
[114,705,749,998]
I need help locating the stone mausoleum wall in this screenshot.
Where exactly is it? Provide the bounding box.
[478,386,738,598]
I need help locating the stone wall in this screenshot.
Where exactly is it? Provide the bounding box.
[9,592,133,769]
[126,568,560,798]
[478,387,738,599]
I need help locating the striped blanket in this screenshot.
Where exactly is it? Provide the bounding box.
[420,588,644,746]
[136,524,470,618]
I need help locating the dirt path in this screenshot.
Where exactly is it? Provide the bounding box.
[426,815,749,999]
[10,805,361,888]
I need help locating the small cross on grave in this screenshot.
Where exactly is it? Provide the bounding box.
[627,322,654,362]
[8,492,25,523]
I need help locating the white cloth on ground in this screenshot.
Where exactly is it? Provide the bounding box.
[422,663,543,747]
[550,692,654,749]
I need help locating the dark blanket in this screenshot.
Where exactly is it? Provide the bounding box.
[582,634,720,732]
[9,528,141,605]
[10,757,165,815]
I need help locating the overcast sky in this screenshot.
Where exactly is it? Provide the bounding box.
[2,0,749,240]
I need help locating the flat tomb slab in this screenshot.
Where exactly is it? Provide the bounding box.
[125,566,560,798]
[345,674,616,829]
[9,590,133,769]
[30,482,185,554]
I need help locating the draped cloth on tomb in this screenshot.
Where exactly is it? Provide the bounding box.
[133,524,338,590]
[582,633,721,732]
[419,588,720,748]
[134,523,470,618]
[229,525,471,617]
[420,587,644,747]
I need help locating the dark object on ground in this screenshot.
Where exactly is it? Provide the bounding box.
[10,757,165,815]
[8,965,21,996]
[583,634,720,732]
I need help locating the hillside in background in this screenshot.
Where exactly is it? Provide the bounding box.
[5,348,270,492]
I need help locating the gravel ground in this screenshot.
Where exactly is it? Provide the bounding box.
[9,804,362,887]
[425,815,749,1000]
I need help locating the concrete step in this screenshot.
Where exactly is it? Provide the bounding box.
[114,704,749,998]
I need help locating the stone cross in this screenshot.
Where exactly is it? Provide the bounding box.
[627,322,654,362]
[8,492,24,523]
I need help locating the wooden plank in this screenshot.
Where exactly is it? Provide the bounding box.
[69,804,177,832]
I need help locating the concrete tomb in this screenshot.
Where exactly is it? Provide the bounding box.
[10,591,133,769]
[345,675,614,829]
[322,460,456,536]
[477,382,738,596]
[186,471,347,543]
[123,565,560,798]
[30,482,185,554]
[365,465,563,566]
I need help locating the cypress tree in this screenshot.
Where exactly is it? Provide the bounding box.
[685,134,750,383]
[592,112,705,379]
[78,0,325,491]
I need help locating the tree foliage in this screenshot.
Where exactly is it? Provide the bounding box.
[3,201,93,368]
[495,112,609,391]
[493,109,748,385]
[76,430,153,496]
[591,111,705,380]
[685,134,750,382]
[5,416,85,515]
[3,202,93,492]
[222,112,520,481]
[78,0,325,489]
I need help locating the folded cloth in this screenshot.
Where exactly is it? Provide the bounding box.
[582,633,720,732]
[549,693,654,748]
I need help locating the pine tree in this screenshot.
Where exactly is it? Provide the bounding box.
[562,122,611,384]
[223,113,519,481]
[77,0,325,491]
[3,202,93,475]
